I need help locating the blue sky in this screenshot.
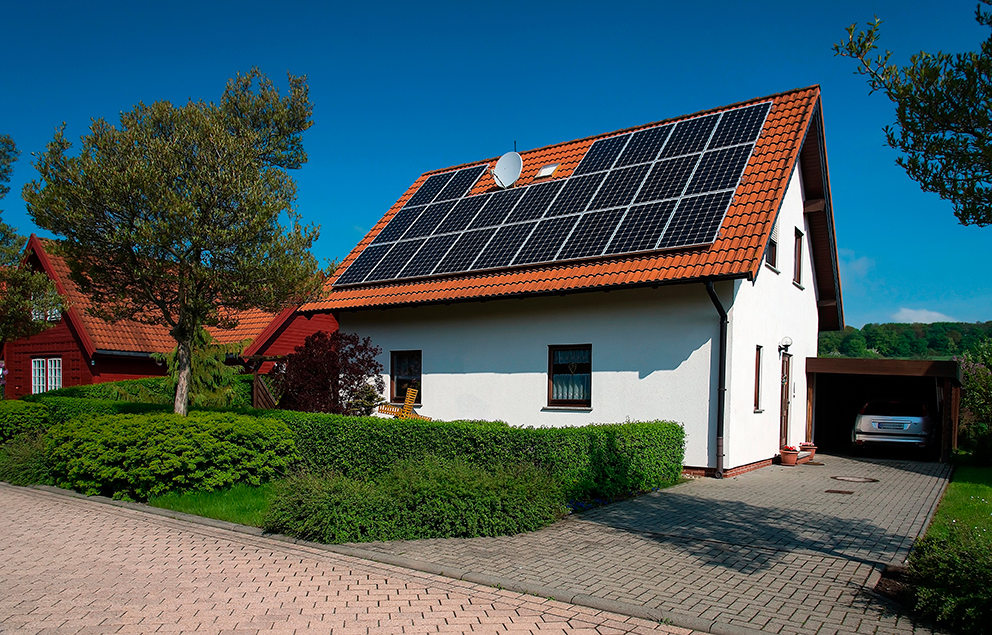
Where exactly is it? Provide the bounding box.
[2,0,989,328]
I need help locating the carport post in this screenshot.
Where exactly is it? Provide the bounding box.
[941,377,952,463]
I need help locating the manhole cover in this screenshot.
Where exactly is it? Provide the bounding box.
[832,476,879,483]
[825,489,854,495]
[806,461,824,466]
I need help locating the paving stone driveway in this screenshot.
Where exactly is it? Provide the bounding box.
[355,455,952,635]
[0,484,696,635]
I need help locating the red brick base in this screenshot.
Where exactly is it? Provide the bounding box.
[682,452,812,478]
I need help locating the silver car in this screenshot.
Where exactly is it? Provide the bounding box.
[852,400,933,448]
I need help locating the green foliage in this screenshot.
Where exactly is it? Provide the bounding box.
[148,481,276,527]
[908,467,992,633]
[0,431,53,486]
[0,133,63,343]
[22,375,253,409]
[819,321,992,359]
[47,411,300,501]
[0,400,50,443]
[154,329,250,408]
[835,2,992,226]
[264,457,567,543]
[23,396,170,426]
[22,69,324,415]
[246,409,684,500]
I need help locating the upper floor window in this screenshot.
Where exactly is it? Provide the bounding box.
[766,216,779,269]
[390,350,422,404]
[794,228,804,286]
[548,345,592,407]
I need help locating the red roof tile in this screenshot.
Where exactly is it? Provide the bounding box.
[305,86,824,312]
[30,237,278,355]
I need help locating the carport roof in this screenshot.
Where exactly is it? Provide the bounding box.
[806,357,961,385]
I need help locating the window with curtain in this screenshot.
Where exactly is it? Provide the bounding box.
[390,350,422,403]
[548,345,592,407]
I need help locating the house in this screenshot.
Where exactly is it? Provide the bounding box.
[1,235,279,399]
[305,86,842,476]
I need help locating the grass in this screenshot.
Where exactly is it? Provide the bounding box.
[925,465,992,540]
[147,482,277,527]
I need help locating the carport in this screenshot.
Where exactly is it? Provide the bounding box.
[805,358,961,462]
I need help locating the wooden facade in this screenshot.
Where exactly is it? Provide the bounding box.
[245,311,339,373]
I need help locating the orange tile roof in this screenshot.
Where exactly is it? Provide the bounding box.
[32,237,278,355]
[304,86,823,312]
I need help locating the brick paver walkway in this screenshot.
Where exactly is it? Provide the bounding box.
[354,455,952,635]
[0,484,697,635]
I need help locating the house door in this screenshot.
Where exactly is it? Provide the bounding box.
[780,353,792,448]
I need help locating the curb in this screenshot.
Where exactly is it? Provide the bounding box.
[19,483,775,635]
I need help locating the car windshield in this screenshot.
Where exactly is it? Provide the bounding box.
[862,401,927,417]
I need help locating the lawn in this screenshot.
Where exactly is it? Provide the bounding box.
[925,465,992,540]
[147,481,277,527]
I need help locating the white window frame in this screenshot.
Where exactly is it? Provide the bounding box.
[31,357,63,394]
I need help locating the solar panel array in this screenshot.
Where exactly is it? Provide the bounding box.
[334,101,772,287]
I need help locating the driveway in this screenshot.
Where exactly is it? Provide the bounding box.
[354,454,952,635]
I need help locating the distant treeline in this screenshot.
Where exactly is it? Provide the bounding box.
[819,322,992,359]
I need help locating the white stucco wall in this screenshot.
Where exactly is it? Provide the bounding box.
[724,164,820,468]
[337,285,722,468]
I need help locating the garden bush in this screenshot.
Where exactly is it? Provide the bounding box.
[0,431,53,486]
[28,396,170,425]
[21,375,253,408]
[264,457,567,543]
[47,411,300,501]
[0,399,50,443]
[246,408,684,500]
[909,531,992,633]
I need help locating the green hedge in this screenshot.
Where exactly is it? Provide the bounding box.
[264,457,567,543]
[29,396,170,425]
[910,531,992,633]
[0,431,53,486]
[243,409,684,500]
[47,411,300,501]
[0,400,50,444]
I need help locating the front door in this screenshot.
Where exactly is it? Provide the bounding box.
[780,353,792,448]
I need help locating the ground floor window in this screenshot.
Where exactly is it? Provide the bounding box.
[548,345,592,407]
[391,350,422,403]
[31,357,62,394]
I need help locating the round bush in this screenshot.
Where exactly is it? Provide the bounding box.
[0,400,50,444]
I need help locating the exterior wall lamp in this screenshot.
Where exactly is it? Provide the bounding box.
[779,336,793,353]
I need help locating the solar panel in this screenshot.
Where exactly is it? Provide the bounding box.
[616,124,672,167]
[589,164,651,211]
[657,192,733,249]
[513,215,580,265]
[506,180,565,223]
[469,189,524,229]
[435,165,487,201]
[472,222,536,270]
[573,134,628,175]
[405,172,453,207]
[333,100,771,287]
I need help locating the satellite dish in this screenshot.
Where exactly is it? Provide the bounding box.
[492,151,523,189]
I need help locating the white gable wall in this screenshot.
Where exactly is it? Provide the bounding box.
[724,164,820,468]
[337,284,722,468]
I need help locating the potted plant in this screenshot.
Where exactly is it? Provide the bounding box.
[780,445,799,466]
[800,442,817,460]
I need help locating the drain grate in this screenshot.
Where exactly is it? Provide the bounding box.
[825,489,854,495]
[832,476,879,483]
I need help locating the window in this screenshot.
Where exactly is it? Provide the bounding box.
[766,216,779,269]
[754,346,762,412]
[390,350,422,403]
[548,345,592,407]
[31,357,62,394]
[793,228,804,285]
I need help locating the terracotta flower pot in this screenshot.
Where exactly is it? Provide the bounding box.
[780,450,799,466]
[800,443,817,460]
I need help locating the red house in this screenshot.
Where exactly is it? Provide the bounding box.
[1,236,278,399]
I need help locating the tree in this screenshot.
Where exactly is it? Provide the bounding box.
[23,69,323,415]
[0,134,63,345]
[834,2,992,226]
[152,328,248,408]
[275,330,385,415]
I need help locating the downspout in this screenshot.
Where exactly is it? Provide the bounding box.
[705,280,728,479]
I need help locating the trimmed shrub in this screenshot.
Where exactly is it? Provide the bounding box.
[47,411,300,501]
[21,375,253,408]
[0,400,50,443]
[0,431,53,486]
[909,531,992,633]
[244,408,684,500]
[30,396,170,425]
[264,457,567,543]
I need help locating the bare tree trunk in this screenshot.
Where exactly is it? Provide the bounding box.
[173,337,192,416]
